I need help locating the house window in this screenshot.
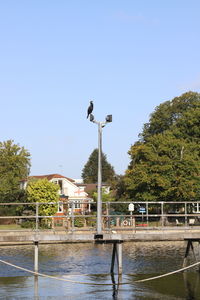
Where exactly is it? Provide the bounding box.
[74,201,81,209]
[57,202,63,213]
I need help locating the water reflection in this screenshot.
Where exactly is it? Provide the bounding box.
[183,272,200,300]
[0,242,200,299]
[110,273,122,299]
[34,275,39,300]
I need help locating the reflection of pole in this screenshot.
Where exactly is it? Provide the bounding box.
[97,123,102,234]
[34,275,39,300]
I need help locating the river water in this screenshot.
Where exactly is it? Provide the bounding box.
[0,241,199,299]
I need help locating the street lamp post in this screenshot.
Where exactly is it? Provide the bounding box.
[89,113,112,235]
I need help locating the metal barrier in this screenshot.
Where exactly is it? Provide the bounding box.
[0,201,200,232]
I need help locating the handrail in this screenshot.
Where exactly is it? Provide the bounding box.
[0,201,200,232]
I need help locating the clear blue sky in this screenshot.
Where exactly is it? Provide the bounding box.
[1,1,200,178]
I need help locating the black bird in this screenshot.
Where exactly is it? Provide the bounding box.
[87,101,93,118]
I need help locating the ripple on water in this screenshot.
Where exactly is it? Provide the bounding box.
[0,241,199,299]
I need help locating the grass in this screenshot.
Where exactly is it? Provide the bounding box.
[0,224,22,230]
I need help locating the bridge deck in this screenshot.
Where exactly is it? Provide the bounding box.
[0,229,200,245]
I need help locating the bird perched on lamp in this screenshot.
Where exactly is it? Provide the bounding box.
[87,101,93,118]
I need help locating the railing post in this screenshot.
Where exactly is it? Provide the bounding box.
[161,202,164,227]
[72,201,75,232]
[146,202,149,226]
[185,202,187,227]
[36,202,39,231]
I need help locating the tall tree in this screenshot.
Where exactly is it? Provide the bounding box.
[125,133,200,201]
[141,91,200,141]
[0,140,31,201]
[82,149,115,183]
[124,92,200,202]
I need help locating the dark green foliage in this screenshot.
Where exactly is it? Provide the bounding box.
[114,175,128,201]
[124,92,200,202]
[82,149,115,183]
[0,140,31,202]
[21,220,36,229]
[141,91,200,141]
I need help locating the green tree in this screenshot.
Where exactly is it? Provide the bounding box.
[26,178,60,216]
[82,149,115,183]
[125,91,200,202]
[0,140,31,202]
[141,91,200,141]
[114,175,128,201]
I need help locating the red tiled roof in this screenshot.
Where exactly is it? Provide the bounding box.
[26,174,75,183]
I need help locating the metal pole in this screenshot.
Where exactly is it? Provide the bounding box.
[97,122,102,234]
[89,111,112,236]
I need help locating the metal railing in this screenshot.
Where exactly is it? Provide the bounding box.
[0,201,200,232]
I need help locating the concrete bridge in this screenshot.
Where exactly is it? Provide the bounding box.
[1,228,200,245]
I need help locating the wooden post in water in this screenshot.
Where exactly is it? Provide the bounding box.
[34,241,39,273]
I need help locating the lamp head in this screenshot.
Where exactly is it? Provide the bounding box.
[90,113,94,122]
[106,115,112,122]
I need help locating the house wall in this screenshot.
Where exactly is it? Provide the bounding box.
[50,177,87,198]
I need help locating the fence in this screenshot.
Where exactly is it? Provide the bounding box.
[0,201,200,232]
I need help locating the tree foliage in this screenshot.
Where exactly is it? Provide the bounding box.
[82,149,115,183]
[124,91,200,202]
[26,178,60,216]
[141,91,200,141]
[0,140,31,202]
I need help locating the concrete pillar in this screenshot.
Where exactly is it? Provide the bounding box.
[110,243,116,274]
[117,243,122,275]
[34,241,39,273]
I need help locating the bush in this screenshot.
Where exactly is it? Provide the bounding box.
[74,217,85,228]
[21,220,35,229]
